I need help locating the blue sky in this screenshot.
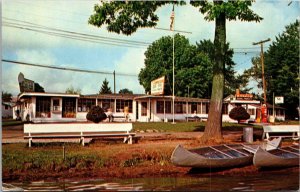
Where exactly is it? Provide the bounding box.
[2,0,299,96]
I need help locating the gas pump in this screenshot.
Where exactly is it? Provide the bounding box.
[261,104,268,123]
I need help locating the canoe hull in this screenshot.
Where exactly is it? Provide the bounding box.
[253,147,299,168]
[171,145,253,169]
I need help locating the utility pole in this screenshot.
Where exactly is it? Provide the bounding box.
[253,38,270,105]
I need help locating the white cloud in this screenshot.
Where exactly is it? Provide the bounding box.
[114,48,146,94]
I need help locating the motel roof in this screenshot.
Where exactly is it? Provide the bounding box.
[134,95,210,102]
[83,94,144,100]
[18,92,80,99]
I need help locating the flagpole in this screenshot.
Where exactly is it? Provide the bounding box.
[172,26,175,124]
[171,5,175,124]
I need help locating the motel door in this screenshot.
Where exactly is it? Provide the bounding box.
[62,98,76,118]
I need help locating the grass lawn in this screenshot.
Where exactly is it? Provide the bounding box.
[133,121,263,132]
[2,119,23,126]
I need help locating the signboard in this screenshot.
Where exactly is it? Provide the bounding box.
[18,72,35,92]
[275,96,284,104]
[235,89,253,100]
[236,93,253,100]
[151,76,165,95]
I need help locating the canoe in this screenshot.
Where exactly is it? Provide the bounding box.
[253,145,300,168]
[171,144,255,169]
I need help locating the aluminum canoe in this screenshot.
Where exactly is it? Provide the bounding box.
[253,145,300,168]
[171,144,254,169]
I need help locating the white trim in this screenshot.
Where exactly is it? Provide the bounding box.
[230,100,260,104]
[19,92,80,99]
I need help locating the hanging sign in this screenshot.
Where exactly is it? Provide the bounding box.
[275,96,284,104]
[151,76,165,95]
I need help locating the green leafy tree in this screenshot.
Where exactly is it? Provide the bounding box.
[196,39,251,97]
[139,34,213,98]
[89,0,262,142]
[65,86,81,94]
[119,88,133,94]
[34,83,45,92]
[2,91,12,102]
[99,78,112,94]
[244,21,299,119]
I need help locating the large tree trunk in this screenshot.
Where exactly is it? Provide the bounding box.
[201,1,226,143]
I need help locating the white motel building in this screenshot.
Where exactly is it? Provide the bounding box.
[13,73,285,123]
[13,91,285,123]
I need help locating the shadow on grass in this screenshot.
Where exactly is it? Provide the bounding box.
[193,124,263,132]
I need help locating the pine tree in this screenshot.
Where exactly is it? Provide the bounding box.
[99,78,112,94]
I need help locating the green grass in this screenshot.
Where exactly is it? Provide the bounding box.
[133,122,263,132]
[2,120,24,126]
[2,142,173,179]
[133,122,204,132]
[2,143,105,173]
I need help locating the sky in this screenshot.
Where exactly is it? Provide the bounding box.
[2,0,299,96]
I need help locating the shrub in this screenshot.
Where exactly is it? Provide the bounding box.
[86,106,107,123]
[229,106,250,124]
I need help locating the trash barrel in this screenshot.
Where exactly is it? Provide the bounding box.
[243,127,253,143]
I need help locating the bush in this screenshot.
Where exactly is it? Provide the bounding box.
[229,106,250,124]
[86,106,107,123]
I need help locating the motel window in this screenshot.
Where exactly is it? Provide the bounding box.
[201,103,209,114]
[5,105,9,110]
[62,98,76,118]
[222,103,228,114]
[197,103,201,114]
[141,102,147,116]
[277,109,284,116]
[188,102,197,114]
[36,97,51,118]
[99,99,114,112]
[175,102,186,114]
[53,99,60,111]
[156,101,164,113]
[247,108,255,116]
[78,99,96,112]
[156,101,171,114]
[116,99,133,113]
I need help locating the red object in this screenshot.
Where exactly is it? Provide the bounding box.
[261,105,268,123]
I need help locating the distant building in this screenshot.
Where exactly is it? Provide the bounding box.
[2,102,13,118]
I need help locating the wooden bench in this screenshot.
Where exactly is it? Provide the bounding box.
[113,115,126,122]
[186,116,207,122]
[24,123,136,147]
[262,125,300,140]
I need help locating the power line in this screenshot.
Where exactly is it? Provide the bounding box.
[3,23,148,49]
[154,27,192,34]
[2,59,138,77]
[3,19,264,52]
[3,18,151,47]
